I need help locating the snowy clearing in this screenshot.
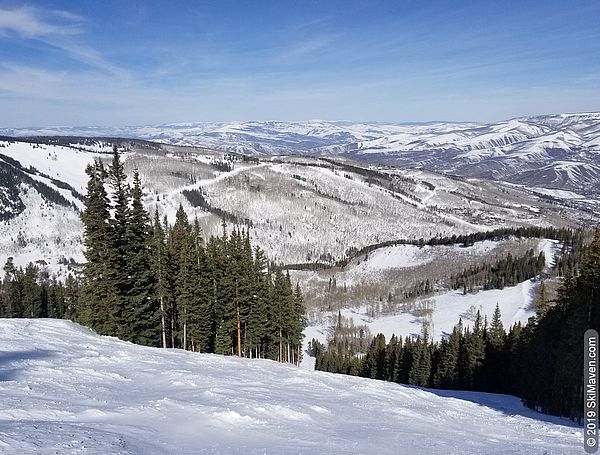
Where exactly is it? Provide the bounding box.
[340,240,499,284]
[304,239,558,344]
[0,319,581,454]
[0,141,100,193]
[335,280,537,343]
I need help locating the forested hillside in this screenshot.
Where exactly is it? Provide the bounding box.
[312,230,600,422]
[0,148,306,364]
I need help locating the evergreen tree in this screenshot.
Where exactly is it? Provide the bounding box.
[391,336,404,382]
[63,273,79,321]
[272,269,292,361]
[534,280,549,313]
[175,216,196,350]
[150,210,169,348]
[246,246,271,358]
[2,257,22,317]
[433,323,461,389]
[80,161,120,335]
[124,170,159,346]
[187,218,213,352]
[458,311,486,389]
[22,263,44,318]
[215,318,232,355]
[108,146,131,338]
[290,283,307,365]
[47,277,65,319]
[362,333,387,379]
[385,334,399,381]
[487,304,505,349]
[408,335,431,387]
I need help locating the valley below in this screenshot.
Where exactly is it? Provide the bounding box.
[0,115,598,453]
[1,129,597,345]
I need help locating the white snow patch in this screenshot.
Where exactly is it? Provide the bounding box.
[0,141,99,192]
[355,245,433,271]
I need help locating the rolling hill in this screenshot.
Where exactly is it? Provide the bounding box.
[0,138,595,277]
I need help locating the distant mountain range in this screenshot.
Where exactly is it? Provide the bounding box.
[2,112,600,195]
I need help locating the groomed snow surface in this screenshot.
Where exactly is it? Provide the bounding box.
[0,320,581,454]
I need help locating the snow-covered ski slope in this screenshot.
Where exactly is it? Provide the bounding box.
[0,319,581,454]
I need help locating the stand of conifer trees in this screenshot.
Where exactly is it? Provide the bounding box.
[313,229,600,422]
[78,148,306,361]
[450,248,546,293]
[0,148,306,364]
[0,259,79,320]
[311,308,503,390]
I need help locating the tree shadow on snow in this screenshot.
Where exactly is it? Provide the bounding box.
[0,350,57,381]
[423,387,581,428]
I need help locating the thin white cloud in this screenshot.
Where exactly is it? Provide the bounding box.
[1,58,599,127]
[48,40,131,80]
[0,7,129,80]
[284,36,336,58]
[0,63,134,105]
[0,7,82,38]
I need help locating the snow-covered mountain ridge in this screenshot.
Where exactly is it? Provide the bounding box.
[0,319,582,454]
[1,138,595,277]
[3,112,600,195]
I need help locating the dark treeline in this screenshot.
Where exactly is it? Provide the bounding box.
[555,231,586,277]
[285,225,583,271]
[1,148,306,364]
[210,160,233,172]
[0,259,79,320]
[319,158,394,183]
[0,153,80,221]
[281,157,439,209]
[450,248,546,293]
[1,151,85,202]
[0,136,160,151]
[181,188,253,227]
[312,229,600,422]
[311,306,511,390]
[402,279,433,300]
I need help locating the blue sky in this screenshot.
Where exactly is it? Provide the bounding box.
[0,0,599,127]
